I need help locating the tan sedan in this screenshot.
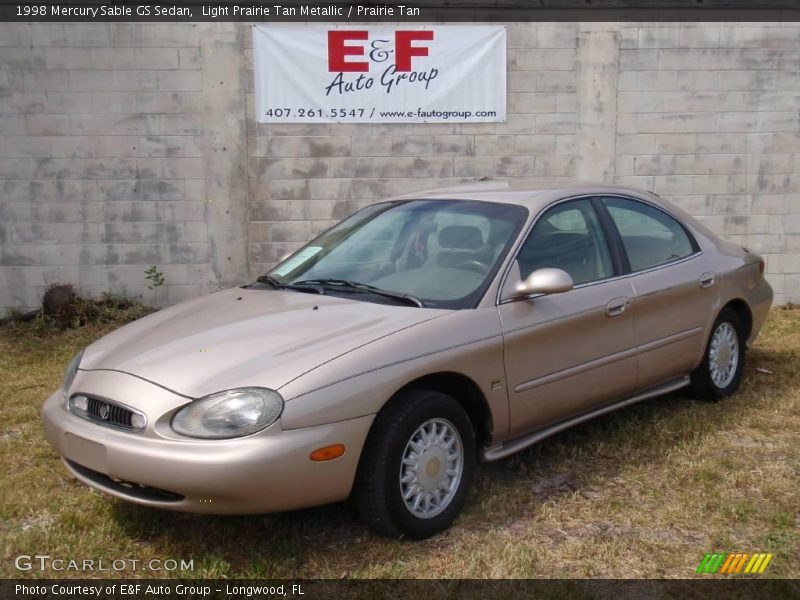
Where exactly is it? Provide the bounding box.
[42,180,773,539]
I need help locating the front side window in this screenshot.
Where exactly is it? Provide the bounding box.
[603,197,696,272]
[266,200,528,309]
[516,199,614,286]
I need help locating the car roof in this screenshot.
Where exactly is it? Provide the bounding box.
[390,178,659,212]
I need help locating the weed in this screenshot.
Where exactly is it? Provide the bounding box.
[145,265,166,290]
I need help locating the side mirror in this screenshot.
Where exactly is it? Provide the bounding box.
[514,268,574,298]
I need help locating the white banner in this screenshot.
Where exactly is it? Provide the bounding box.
[253,25,506,123]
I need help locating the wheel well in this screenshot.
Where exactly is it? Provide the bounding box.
[723,299,753,341]
[396,372,493,447]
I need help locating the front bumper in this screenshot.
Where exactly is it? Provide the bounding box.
[41,372,373,514]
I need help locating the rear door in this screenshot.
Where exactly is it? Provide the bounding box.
[599,196,715,389]
[498,198,638,436]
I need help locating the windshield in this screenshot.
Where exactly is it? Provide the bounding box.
[265,200,528,309]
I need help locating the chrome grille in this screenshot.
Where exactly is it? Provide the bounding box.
[88,397,133,429]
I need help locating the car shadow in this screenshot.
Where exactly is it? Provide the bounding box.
[111,497,370,572]
[474,390,696,502]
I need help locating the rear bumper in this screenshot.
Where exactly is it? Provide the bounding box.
[42,387,373,514]
[747,278,773,346]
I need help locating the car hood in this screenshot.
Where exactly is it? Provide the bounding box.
[80,287,445,399]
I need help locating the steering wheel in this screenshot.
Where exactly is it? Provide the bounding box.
[455,259,490,275]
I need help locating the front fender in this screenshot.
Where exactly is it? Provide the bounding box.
[279,308,509,438]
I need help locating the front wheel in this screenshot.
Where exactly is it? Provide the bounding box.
[355,389,476,539]
[690,308,746,401]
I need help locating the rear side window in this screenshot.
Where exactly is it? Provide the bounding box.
[518,198,614,285]
[603,197,696,272]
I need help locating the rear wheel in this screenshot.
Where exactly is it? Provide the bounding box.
[690,308,746,401]
[355,389,476,539]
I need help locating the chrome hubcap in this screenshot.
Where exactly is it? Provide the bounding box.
[709,321,739,389]
[399,418,463,519]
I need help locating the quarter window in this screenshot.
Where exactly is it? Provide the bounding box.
[517,199,614,286]
[603,197,696,271]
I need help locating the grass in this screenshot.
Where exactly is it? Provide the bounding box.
[1,308,798,580]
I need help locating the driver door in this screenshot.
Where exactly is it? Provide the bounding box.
[497,198,638,436]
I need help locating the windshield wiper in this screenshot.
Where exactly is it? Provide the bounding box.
[256,274,282,288]
[292,279,424,308]
[255,275,325,295]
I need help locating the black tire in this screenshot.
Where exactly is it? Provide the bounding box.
[690,308,746,401]
[355,389,476,539]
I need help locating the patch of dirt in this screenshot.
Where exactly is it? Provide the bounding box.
[19,514,54,532]
[529,473,579,497]
[579,522,708,545]
[726,433,778,449]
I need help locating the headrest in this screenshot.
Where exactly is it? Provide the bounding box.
[439,225,483,249]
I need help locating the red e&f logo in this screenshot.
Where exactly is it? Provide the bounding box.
[328,30,434,72]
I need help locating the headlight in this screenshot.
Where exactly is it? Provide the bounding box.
[171,387,283,439]
[62,349,84,393]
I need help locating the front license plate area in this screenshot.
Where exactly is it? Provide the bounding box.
[63,433,108,474]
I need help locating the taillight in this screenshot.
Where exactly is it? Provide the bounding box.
[758,258,765,275]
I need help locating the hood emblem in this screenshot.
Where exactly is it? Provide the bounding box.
[98,402,110,420]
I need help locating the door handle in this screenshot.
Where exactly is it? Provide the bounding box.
[699,272,716,289]
[605,297,629,317]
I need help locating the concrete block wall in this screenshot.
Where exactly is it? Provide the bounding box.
[615,24,800,305]
[1,22,798,310]
[0,23,248,310]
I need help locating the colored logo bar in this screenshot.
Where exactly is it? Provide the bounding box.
[696,552,773,574]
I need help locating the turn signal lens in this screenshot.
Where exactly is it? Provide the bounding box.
[130,413,147,429]
[309,444,346,461]
[67,394,89,416]
[70,395,89,412]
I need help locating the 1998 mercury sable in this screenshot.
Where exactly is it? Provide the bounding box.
[43,180,772,539]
